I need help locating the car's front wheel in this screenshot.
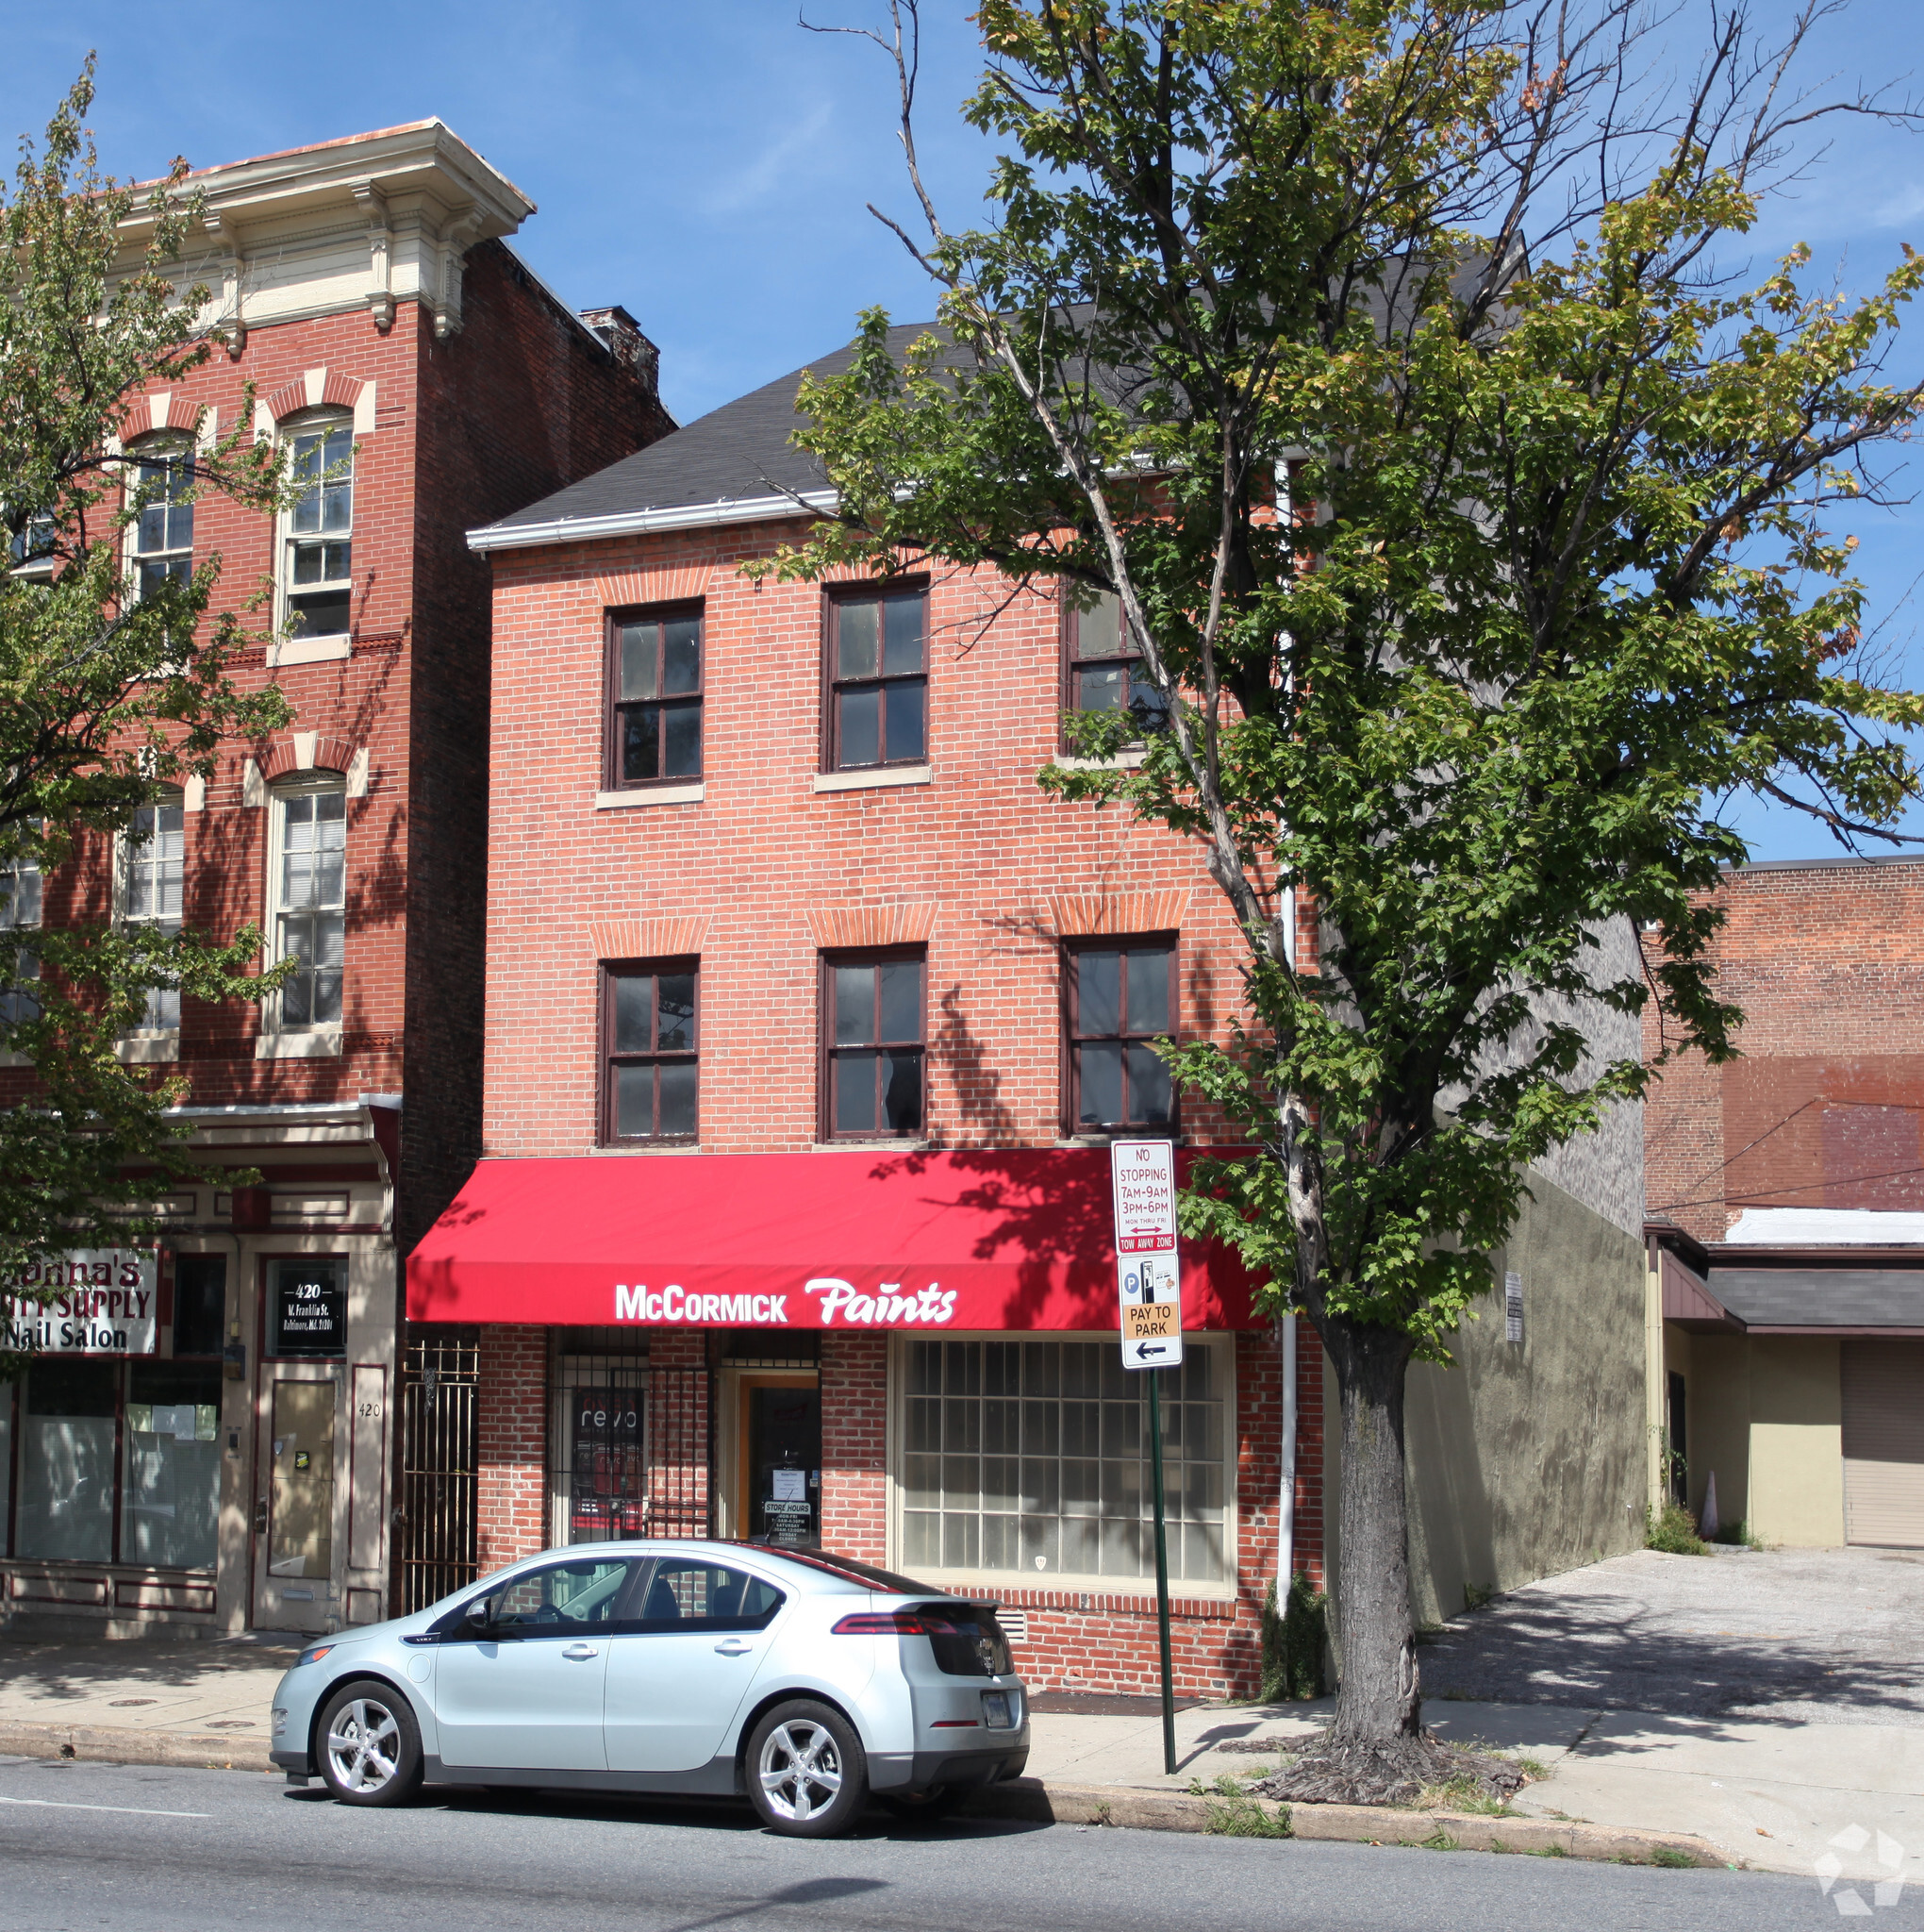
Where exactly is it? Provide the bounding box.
[317,1681,423,1807]
[747,1700,868,1838]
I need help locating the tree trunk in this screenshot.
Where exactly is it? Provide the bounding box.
[1324,1314,1421,1747]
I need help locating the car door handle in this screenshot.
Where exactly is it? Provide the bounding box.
[561,1643,600,1661]
[714,1640,754,1657]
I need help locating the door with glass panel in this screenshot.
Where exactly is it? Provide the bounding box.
[433,1556,636,1770]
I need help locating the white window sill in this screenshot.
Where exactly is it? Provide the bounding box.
[595,782,705,809]
[1053,748,1148,774]
[920,1568,1236,1604]
[269,634,352,667]
[0,1049,31,1069]
[812,764,932,794]
[256,1028,343,1060]
[814,1140,930,1152]
[116,1032,180,1064]
[587,1142,704,1156]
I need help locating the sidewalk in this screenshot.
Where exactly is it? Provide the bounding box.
[0,1633,1916,1881]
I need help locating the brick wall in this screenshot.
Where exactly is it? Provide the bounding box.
[819,1332,888,1559]
[1643,858,1924,1241]
[475,1324,548,1572]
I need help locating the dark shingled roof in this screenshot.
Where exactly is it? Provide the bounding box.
[1707,1267,1924,1328]
[479,320,937,537]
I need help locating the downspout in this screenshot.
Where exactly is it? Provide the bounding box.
[1278,1310,1298,1600]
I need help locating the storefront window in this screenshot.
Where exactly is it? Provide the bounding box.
[122,1359,222,1570]
[268,1257,346,1357]
[16,1358,119,1561]
[552,1332,650,1544]
[901,1338,1228,1586]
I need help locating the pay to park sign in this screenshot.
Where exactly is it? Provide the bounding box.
[0,1249,160,1355]
[1109,1141,1185,1371]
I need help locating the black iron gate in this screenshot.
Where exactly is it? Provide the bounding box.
[397,1327,479,1614]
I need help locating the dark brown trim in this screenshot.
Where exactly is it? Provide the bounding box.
[817,945,927,1141]
[604,602,705,791]
[1061,932,1181,1136]
[598,956,701,1146]
[821,580,930,774]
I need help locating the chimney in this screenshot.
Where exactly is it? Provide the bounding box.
[579,305,659,400]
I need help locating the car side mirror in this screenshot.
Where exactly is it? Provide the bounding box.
[463,1598,490,1633]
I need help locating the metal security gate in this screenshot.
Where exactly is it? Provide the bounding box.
[548,1341,714,1546]
[397,1327,480,1613]
[1843,1340,1924,1547]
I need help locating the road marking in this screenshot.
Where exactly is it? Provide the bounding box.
[0,1794,210,1819]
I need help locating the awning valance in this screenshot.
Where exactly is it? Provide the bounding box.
[406,1149,1266,1333]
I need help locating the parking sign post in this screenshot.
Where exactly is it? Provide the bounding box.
[1110,1141,1183,1776]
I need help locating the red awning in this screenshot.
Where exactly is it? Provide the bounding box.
[406,1148,1264,1333]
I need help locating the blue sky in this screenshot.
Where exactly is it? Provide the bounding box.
[5,1,1920,859]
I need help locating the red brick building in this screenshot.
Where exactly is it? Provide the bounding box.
[412,327,1654,1692]
[0,122,671,1637]
[1645,857,1924,1549]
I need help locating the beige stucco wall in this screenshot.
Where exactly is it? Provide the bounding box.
[1398,1173,1650,1625]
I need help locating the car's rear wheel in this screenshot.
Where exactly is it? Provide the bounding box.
[317,1681,423,1807]
[747,1700,868,1838]
[876,1785,961,1824]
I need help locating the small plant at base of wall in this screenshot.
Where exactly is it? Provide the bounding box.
[1644,1502,1709,1556]
[1260,1573,1328,1701]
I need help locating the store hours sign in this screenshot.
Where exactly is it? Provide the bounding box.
[1,1250,159,1354]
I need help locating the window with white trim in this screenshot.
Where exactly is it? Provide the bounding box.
[282,414,354,639]
[899,1337,1229,1586]
[127,437,194,599]
[116,796,184,1035]
[0,845,41,1031]
[267,779,346,1036]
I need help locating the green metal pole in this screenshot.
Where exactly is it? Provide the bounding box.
[1147,1366,1176,1776]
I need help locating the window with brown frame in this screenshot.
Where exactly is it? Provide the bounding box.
[608,606,703,788]
[821,950,924,1139]
[1063,590,1168,741]
[601,960,699,1143]
[1065,939,1175,1132]
[825,586,926,770]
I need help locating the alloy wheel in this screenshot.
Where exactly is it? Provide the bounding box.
[757,1719,844,1823]
[325,1696,402,1793]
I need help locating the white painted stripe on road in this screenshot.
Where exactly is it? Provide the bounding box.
[0,1794,210,1819]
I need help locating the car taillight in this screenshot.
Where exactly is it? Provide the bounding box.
[831,1610,962,1636]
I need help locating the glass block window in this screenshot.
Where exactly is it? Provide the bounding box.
[901,1338,1229,1586]
[609,607,703,786]
[285,417,354,638]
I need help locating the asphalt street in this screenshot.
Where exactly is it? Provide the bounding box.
[0,1755,1895,1932]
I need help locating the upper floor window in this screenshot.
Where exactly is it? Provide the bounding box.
[602,960,698,1143]
[128,439,194,599]
[270,781,346,1033]
[8,509,58,577]
[821,950,924,1140]
[1064,591,1167,739]
[284,415,353,639]
[1066,938,1175,1132]
[608,607,703,787]
[116,796,184,1034]
[0,846,41,1031]
[827,587,925,771]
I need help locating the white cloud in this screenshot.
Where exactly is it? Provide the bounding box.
[701,100,836,215]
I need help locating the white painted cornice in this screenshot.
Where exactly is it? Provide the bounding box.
[466,490,838,554]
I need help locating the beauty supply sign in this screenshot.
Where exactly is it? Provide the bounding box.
[1110,1141,1185,1370]
[1,1250,160,1355]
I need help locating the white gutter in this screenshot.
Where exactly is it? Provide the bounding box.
[1279,1312,1298,1600]
[467,488,838,555]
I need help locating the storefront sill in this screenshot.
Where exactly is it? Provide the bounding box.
[585,1143,705,1156]
[812,1140,932,1152]
[927,1578,1239,1616]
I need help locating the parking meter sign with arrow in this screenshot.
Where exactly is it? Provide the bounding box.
[1110,1140,1185,1371]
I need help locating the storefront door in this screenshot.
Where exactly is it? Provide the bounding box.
[255,1371,338,1632]
[738,1376,821,1548]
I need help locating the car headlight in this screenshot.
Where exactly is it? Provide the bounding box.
[295,1644,334,1669]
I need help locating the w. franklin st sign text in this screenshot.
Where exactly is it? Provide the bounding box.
[1,1250,160,1354]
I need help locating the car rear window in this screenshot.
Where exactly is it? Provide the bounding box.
[762,1548,940,1594]
[914,1602,1015,1678]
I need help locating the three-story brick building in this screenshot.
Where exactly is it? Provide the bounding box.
[0,121,671,1637]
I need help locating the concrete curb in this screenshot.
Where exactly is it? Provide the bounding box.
[0,1720,275,1775]
[960,1777,1734,1867]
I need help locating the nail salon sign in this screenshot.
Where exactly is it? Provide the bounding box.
[1,1249,159,1354]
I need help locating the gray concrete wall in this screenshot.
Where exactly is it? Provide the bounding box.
[1400,1170,1650,1624]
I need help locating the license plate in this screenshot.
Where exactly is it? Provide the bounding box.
[982,1691,1011,1729]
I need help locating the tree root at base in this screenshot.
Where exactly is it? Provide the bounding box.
[1248,1731,1527,1809]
